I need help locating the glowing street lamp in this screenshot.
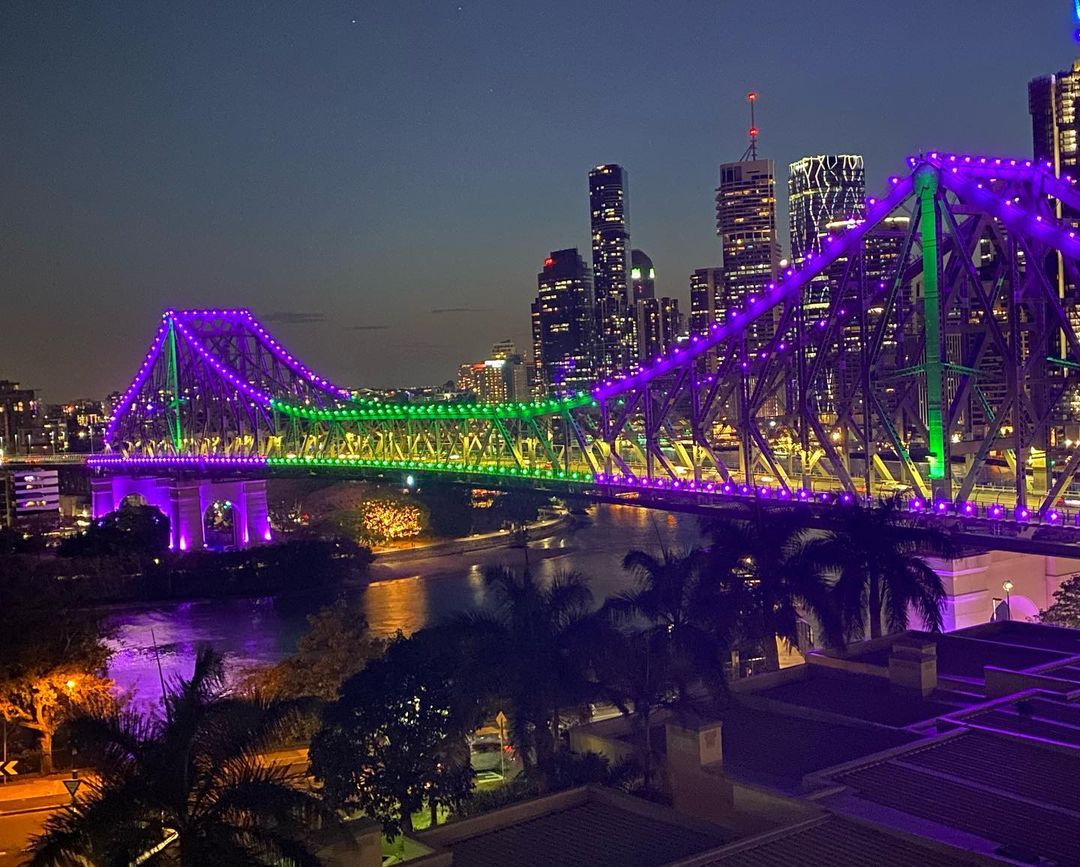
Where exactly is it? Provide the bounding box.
[1002,580,1014,620]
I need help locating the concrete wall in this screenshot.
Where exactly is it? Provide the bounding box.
[929,549,1080,629]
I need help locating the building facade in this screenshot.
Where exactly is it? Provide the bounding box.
[714,160,781,350]
[634,296,681,362]
[689,267,725,372]
[0,380,38,457]
[1029,59,1080,181]
[630,249,655,302]
[589,165,634,375]
[788,154,866,335]
[531,249,597,395]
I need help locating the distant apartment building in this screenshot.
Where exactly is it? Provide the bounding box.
[457,341,528,403]
[0,380,39,457]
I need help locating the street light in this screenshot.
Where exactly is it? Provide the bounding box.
[1002,580,1014,620]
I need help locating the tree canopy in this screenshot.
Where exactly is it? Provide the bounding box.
[310,633,481,837]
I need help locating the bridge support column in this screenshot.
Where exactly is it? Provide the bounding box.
[243,480,272,545]
[91,479,115,518]
[170,483,205,552]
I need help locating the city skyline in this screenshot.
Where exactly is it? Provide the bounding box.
[2,1,1074,400]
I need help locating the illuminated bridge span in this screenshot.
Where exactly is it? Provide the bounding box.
[92,153,1080,546]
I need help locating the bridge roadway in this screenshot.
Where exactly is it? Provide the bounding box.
[8,449,1080,555]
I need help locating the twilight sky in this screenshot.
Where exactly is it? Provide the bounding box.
[1,1,1074,400]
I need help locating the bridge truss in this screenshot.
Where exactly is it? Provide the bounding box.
[93,154,1080,525]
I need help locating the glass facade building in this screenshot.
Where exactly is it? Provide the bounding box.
[531,249,597,395]
[589,165,634,374]
[714,159,781,350]
[789,155,865,319]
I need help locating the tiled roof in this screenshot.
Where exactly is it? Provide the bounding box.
[956,695,1080,747]
[830,730,1080,865]
[716,706,918,792]
[751,669,956,725]
[694,815,984,866]
[441,799,732,867]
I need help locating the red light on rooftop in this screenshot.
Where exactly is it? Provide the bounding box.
[544,257,555,268]
[747,91,757,101]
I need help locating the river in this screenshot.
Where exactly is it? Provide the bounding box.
[105,504,702,705]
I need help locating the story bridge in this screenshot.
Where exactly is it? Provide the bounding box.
[89,153,1080,550]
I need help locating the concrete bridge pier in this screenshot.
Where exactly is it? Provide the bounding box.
[91,475,272,551]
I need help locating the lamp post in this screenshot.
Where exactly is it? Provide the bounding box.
[1002,580,1014,621]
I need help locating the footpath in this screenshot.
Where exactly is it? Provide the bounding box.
[0,776,78,817]
[0,746,310,817]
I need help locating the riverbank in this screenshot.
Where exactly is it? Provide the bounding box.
[373,513,574,563]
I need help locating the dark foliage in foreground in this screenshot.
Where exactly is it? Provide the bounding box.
[26,647,336,867]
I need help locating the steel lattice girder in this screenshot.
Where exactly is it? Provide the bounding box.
[592,154,1080,514]
[102,156,1080,515]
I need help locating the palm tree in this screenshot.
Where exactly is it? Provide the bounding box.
[702,508,844,672]
[607,547,733,694]
[808,496,954,639]
[462,565,605,778]
[593,629,689,792]
[26,647,334,867]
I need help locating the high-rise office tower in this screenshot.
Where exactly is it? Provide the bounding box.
[630,249,655,302]
[1030,59,1080,180]
[714,159,781,349]
[789,155,866,318]
[634,297,681,361]
[689,268,724,337]
[531,249,597,395]
[1029,59,1080,363]
[788,155,865,265]
[589,165,633,374]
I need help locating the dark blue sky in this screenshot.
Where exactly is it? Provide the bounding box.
[1,1,1074,398]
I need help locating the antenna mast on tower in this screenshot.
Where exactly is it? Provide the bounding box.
[740,91,759,161]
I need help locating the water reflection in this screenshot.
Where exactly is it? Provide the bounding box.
[107,505,701,703]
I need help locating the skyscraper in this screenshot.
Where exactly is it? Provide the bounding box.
[689,267,724,371]
[714,159,781,349]
[589,165,633,374]
[634,296,681,362]
[630,249,655,302]
[1029,59,1080,180]
[789,155,866,317]
[788,155,865,265]
[531,249,596,395]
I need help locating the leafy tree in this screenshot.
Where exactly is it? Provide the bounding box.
[251,596,384,701]
[703,510,844,670]
[0,578,114,773]
[58,502,169,563]
[807,496,953,639]
[0,526,44,555]
[491,489,550,532]
[1040,573,1080,628]
[26,647,334,866]
[459,566,607,777]
[310,634,480,838]
[417,484,474,538]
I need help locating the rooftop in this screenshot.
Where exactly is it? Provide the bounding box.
[813,727,1080,865]
[413,786,735,867]
[692,814,987,867]
[746,666,958,727]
